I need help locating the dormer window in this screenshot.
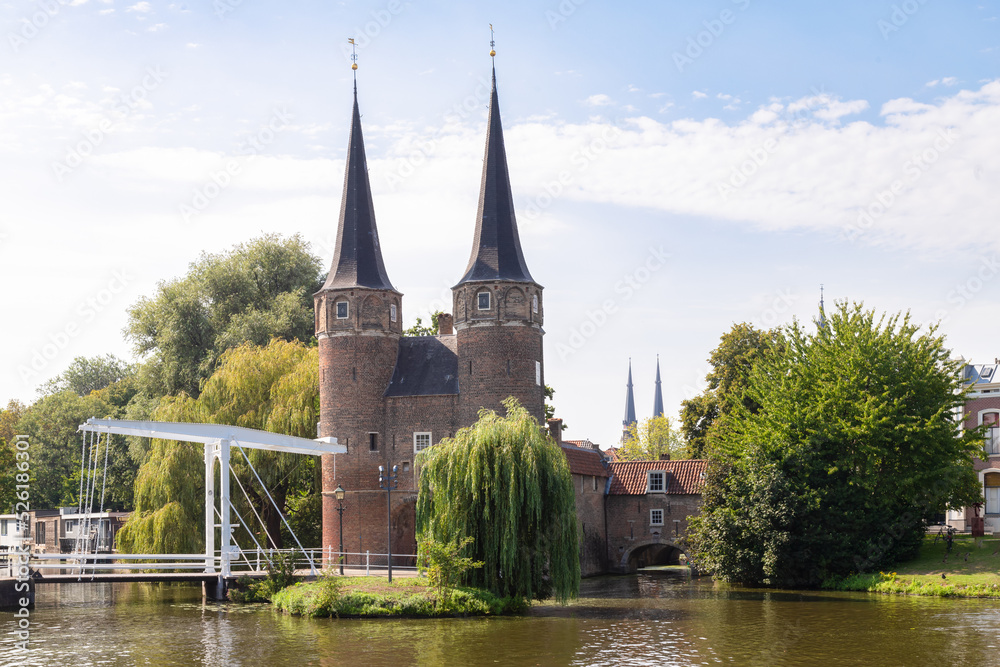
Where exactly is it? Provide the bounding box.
[336,301,349,319]
[647,470,665,493]
[477,291,491,310]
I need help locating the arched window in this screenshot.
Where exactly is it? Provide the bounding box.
[985,472,1000,515]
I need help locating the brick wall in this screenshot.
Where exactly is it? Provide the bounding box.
[573,473,607,576]
[605,494,702,572]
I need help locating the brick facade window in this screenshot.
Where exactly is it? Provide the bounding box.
[532,294,538,313]
[368,432,378,451]
[984,412,999,455]
[390,303,397,322]
[650,509,664,526]
[535,360,541,386]
[477,291,490,310]
[336,301,349,319]
[647,471,665,493]
[414,432,431,453]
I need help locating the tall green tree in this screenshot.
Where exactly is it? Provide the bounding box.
[619,415,688,460]
[125,233,323,398]
[680,323,784,457]
[403,310,442,337]
[415,397,580,603]
[39,354,135,396]
[14,391,115,509]
[117,339,320,554]
[690,303,983,588]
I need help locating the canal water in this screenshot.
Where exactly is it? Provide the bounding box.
[3,571,999,666]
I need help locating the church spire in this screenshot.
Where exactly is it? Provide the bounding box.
[320,73,395,292]
[455,50,534,286]
[652,356,664,418]
[623,359,637,434]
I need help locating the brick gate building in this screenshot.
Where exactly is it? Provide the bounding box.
[315,60,545,565]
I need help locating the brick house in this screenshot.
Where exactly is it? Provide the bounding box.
[949,362,1000,533]
[549,419,707,574]
[604,459,708,571]
[315,64,545,565]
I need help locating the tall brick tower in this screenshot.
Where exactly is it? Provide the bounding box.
[315,79,403,561]
[453,63,545,424]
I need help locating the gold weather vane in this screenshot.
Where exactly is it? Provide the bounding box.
[489,24,496,58]
[348,38,358,75]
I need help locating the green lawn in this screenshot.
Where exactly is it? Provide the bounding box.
[825,534,1000,598]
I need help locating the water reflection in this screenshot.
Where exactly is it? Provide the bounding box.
[2,572,999,666]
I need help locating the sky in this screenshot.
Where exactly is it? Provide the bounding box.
[1,0,998,449]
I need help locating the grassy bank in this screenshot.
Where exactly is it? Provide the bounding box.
[271,576,528,618]
[824,534,1000,598]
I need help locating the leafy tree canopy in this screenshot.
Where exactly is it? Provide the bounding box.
[690,302,983,588]
[40,354,135,396]
[619,415,689,460]
[125,233,323,398]
[680,323,784,458]
[403,310,442,337]
[416,397,580,603]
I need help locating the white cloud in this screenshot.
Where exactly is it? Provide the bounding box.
[127,2,153,13]
[99,8,115,14]
[692,91,708,99]
[583,94,613,107]
[147,23,168,32]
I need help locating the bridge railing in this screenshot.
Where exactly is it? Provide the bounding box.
[4,548,420,578]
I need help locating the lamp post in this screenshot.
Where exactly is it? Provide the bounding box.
[334,485,346,576]
[378,465,398,582]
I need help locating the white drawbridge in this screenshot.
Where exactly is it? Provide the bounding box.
[74,418,344,589]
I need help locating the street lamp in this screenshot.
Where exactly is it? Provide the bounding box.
[334,485,345,576]
[378,465,398,583]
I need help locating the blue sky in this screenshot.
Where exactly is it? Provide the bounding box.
[2,0,998,448]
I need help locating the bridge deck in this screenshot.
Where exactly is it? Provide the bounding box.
[30,572,224,585]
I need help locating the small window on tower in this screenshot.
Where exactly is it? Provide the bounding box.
[650,509,664,526]
[532,294,538,314]
[336,301,349,319]
[390,304,397,322]
[368,433,378,451]
[477,291,491,310]
[535,361,541,386]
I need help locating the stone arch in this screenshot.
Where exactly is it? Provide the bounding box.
[620,538,688,572]
[361,294,385,329]
[504,286,528,320]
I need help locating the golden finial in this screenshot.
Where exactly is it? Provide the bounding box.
[348,38,358,72]
[489,24,496,58]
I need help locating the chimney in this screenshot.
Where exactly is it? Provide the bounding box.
[659,452,671,461]
[547,418,563,445]
[437,312,454,335]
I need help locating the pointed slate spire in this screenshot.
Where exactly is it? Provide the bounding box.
[623,359,637,430]
[817,284,828,330]
[653,356,664,418]
[456,66,535,286]
[321,82,395,292]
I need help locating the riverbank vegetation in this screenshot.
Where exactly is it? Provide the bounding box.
[271,575,529,618]
[824,535,1000,598]
[690,303,984,588]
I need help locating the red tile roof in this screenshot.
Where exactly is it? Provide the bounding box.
[608,459,708,495]
[560,444,610,477]
[564,439,600,452]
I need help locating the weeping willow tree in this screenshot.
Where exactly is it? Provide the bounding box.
[117,339,319,554]
[415,397,580,603]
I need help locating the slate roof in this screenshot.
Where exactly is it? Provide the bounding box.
[455,67,535,286]
[320,84,396,292]
[561,444,609,478]
[384,336,459,397]
[607,460,708,495]
[623,360,636,428]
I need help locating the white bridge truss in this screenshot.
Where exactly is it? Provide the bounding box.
[76,418,345,582]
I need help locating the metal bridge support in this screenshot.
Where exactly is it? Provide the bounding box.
[204,438,233,593]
